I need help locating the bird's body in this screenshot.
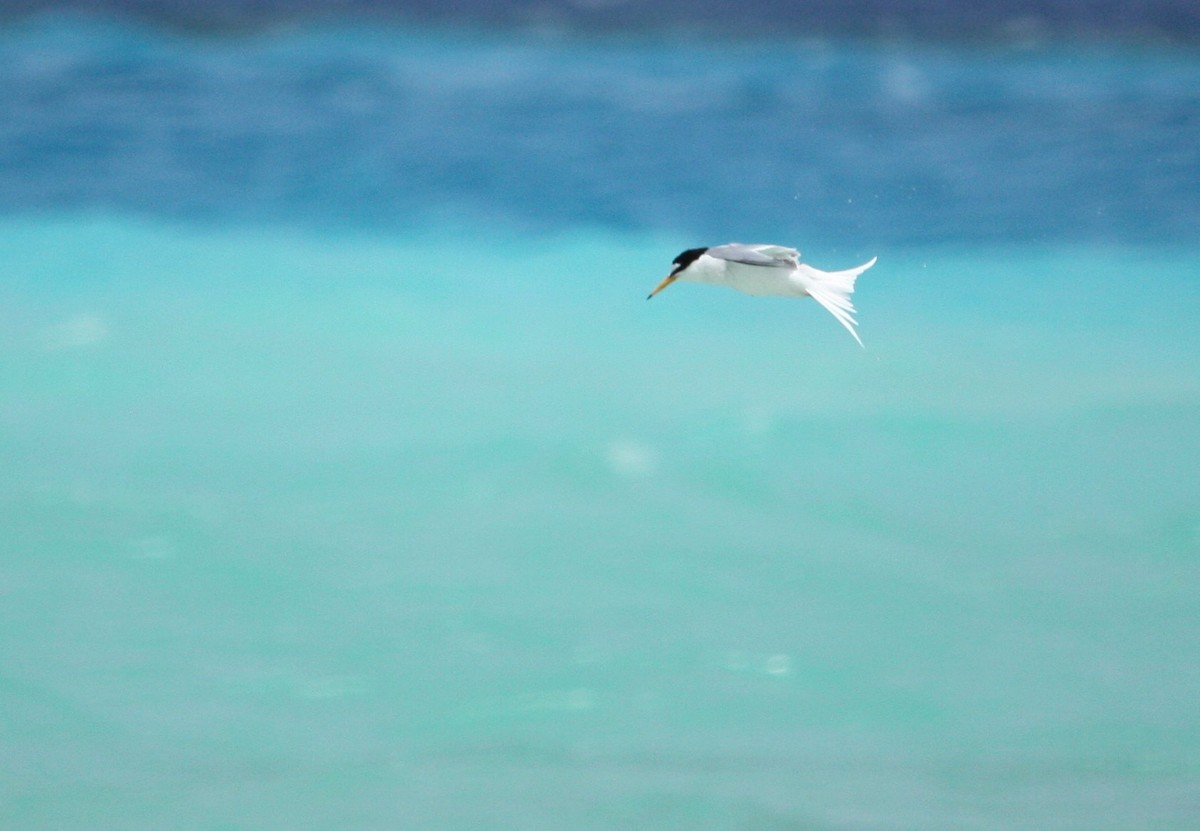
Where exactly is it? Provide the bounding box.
[648,243,877,347]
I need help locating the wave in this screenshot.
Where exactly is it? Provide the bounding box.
[3,1,1200,44]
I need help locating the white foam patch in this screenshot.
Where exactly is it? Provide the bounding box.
[42,313,109,351]
[765,653,793,677]
[882,60,931,105]
[605,439,658,477]
[722,651,793,678]
[129,536,177,561]
[742,405,776,437]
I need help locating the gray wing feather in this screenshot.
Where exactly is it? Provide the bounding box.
[705,243,799,268]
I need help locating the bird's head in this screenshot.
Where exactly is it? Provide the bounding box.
[647,247,708,299]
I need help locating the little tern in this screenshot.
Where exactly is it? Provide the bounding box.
[648,244,877,347]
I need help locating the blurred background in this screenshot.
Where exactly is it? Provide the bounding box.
[1,2,1198,829]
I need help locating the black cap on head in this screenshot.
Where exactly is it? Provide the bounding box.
[670,247,708,276]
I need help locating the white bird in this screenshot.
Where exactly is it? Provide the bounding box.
[647,244,877,347]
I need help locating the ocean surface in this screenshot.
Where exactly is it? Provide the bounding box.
[1,13,1199,831]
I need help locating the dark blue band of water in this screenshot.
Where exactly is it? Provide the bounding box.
[1,19,1198,246]
[4,1,1200,42]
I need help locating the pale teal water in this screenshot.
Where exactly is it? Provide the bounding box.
[2,216,1198,829]
[2,18,1200,831]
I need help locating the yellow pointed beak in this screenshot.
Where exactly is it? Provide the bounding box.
[647,273,677,300]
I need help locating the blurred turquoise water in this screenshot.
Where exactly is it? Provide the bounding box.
[1,214,1198,828]
[3,14,1200,829]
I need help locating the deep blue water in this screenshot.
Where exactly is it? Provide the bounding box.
[6,1,1200,43]
[1,14,1199,831]
[2,18,1199,245]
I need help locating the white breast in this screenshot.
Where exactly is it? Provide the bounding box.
[684,254,805,297]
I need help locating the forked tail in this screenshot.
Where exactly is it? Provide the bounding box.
[799,256,877,348]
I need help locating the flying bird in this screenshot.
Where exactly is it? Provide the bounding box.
[648,244,876,347]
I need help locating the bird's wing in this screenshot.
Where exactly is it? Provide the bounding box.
[705,243,799,268]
